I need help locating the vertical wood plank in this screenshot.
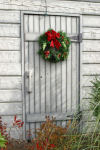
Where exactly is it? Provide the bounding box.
[71,17,77,113]
[67,17,72,34]
[76,18,79,111]
[24,15,29,139]
[39,15,45,114]
[71,43,77,112]
[50,16,56,114]
[45,16,51,113]
[28,15,35,138]
[61,16,67,127]
[56,16,62,126]
[34,15,40,135]
[66,17,72,113]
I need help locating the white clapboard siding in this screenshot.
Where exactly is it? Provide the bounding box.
[81,98,91,110]
[1,115,23,139]
[0,38,20,50]
[81,14,100,116]
[0,90,22,102]
[82,87,91,99]
[0,24,20,37]
[83,27,100,40]
[0,77,22,90]
[1,115,22,125]
[0,63,21,75]
[1,0,100,14]
[82,52,100,63]
[82,120,100,133]
[83,40,100,52]
[82,121,98,133]
[0,103,22,115]
[0,10,20,23]
[9,128,23,139]
[82,111,96,121]
[81,76,100,87]
[83,15,100,27]
[82,64,100,75]
[0,51,21,63]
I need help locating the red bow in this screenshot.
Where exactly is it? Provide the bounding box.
[45,30,61,50]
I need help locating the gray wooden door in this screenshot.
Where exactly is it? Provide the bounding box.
[23,12,82,138]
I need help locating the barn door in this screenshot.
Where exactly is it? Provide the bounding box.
[22,12,82,138]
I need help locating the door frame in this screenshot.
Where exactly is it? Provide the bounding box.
[21,11,82,139]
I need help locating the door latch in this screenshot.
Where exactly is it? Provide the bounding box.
[25,70,33,93]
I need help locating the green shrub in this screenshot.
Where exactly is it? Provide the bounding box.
[89,77,100,119]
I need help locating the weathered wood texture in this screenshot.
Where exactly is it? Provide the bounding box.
[0,10,20,23]
[1,115,23,139]
[23,14,80,137]
[0,51,21,63]
[80,14,100,111]
[0,0,100,138]
[0,10,22,139]
[1,0,100,15]
[0,38,20,50]
[0,103,22,115]
[0,90,22,102]
[0,24,20,37]
[0,77,21,90]
[68,0,100,2]
[27,112,74,123]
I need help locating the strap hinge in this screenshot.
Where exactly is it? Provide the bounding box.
[78,33,82,43]
[69,33,82,43]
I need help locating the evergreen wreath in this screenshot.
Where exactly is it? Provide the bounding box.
[38,29,71,63]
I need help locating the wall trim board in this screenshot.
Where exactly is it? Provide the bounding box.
[66,0,100,3]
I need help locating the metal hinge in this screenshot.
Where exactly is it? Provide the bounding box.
[25,70,33,93]
[69,33,82,43]
[78,33,83,43]
[66,110,82,120]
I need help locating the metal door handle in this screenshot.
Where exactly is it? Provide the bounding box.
[26,70,33,93]
[29,70,33,93]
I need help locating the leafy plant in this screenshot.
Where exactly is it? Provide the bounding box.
[26,116,79,150]
[0,116,8,138]
[1,114,100,150]
[35,116,68,149]
[0,115,24,150]
[89,77,100,119]
[0,132,7,149]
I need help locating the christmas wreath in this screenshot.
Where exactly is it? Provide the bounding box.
[38,29,71,63]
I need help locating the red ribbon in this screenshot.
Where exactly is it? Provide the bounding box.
[45,30,61,50]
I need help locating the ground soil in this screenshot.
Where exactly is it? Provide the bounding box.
[6,140,29,150]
